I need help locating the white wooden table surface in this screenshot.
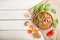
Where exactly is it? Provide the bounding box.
[0,0,60,40]
[0,0,43,9]
[0,0,45,40]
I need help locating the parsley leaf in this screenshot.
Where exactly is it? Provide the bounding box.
[37,17,42,22]
[34,6,38,14]
[51,9,56,14]
[44,3,50,11]
[53,18,58,28]
[38,4,44,12]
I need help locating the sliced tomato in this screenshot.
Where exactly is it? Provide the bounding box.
[27,30,32,34]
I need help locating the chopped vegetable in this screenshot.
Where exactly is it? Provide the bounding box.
[42,24,47,28]
[47,30,54,37]
[42,13,46,18]
[44,3,50,11]
[51,9,56,14]
[53,18,58,28]
[29,25,38,33]
[32,28,37,33]
[37,17,42,22]
[34,6,38,14]
[27,30,32,34]
[32,29,40,38]
[46,14,50,19]
[24,21,29,26]
[38,4,44,12]
[29,24,41,38]
[46,23,50,27]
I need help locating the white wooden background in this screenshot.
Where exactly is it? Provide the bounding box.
[0,0,45,40]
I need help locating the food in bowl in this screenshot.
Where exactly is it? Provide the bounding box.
[33,12,53,30]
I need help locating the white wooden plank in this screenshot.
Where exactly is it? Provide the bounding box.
[0,20,30,30]
[0,31,45,40]
[0,31,34,40]
[0,10,31,19]
[0,0,43,9]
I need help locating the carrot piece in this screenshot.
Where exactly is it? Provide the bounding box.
[32,28,36,33]
[27,30,32,34]
[29,25,40,36]
[32,28,37,33]
[32,29,40,38]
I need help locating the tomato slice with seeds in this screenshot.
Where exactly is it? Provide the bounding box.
[27,30,32,34]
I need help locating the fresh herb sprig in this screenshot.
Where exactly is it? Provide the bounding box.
[38,4,44,12]
[37,17,42,23]
[42,13,46,18]
[51,9,56,14]
[53,18,58,28]
[34,6,38,14]
[34,3,56,14]
[44,3,50,11]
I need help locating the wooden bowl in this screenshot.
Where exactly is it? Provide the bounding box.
[33,12,53,30]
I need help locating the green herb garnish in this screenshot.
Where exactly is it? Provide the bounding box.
[34,6,38,14]
[38,4,44,12]
[53,18,58,28]
[42,13,46,18]
[37,17,42,22]
[51,9,56,14]
[44,3,50,11]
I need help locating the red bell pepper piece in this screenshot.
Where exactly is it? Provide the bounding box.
[47,30,54,37]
